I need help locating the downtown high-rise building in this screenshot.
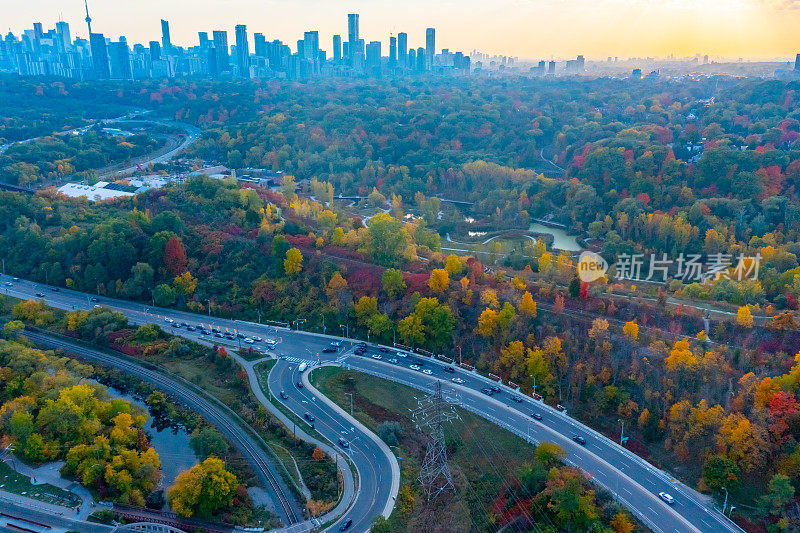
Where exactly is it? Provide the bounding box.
[333,34,342,62]
[89,32,109,78]
[389,36,397,67]
[212,30,229,73]
[235,24,250,77]
[160,19,171,51]
[198,32,210,49]
[795,53,800,71]
[425,28,435,70]
[398,32,408,68]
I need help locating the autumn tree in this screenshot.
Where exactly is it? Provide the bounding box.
[428,268,450,293]
[381,268,406,299]
[622,320,639,341]
[284,247,303,275]
[164,237,188,276]
[445,254,463,275]
[736,306,754,328]
[519,291,538,317]
[168,457,238,518]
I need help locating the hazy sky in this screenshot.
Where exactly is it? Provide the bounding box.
[5,0,800,60]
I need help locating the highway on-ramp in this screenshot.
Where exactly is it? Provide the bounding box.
[1,275,742,533]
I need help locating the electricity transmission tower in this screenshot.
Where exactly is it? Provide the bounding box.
[411,380,460,500]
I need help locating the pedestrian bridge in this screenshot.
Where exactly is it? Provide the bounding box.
[114,523,186,533]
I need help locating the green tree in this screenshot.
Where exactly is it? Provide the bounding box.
[382,268,406,299]
[167,457,238,518]
[189,427,230,460]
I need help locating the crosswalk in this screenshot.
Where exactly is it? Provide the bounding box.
[282,356,318,366]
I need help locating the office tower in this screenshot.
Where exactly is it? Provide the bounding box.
[576,55,585,72]
[55,21,71,52]
[548,60,555,75]
[389,36,397,67]
[33,22,43,40]
[795,53,800,71]
[397,32,407,68]
[631,68,642,80]
[408,47,416,70]
[366,40,381,72]
[254,33,266,57]
[235,24,249,76]
[206,46,218,77]
[160,19,171,52]
[149,41,161,61]
[302,31,319,61]
[425,28,435,70]
[333,35,342,62]
[347,14,359,47]
[212,30,229,72]
[109,40,131,79]
[416,47,425,72]
[198,32,210,49]
[89,33,110,78]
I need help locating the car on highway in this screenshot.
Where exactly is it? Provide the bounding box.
[12,277,20,282]
[338,437,349,448]
[572,435,587,445]
[244,338,254,344]
[171,323,181,328]
[379,347,390,353]
[490,385,501,393]
[278,391,288,400]
[354,346,366,355]
[297,381,303,389]
[339,518,353,531]
[388,358,398,364]
[35,292,45,297]
[511,396,523,403]
[200,330,211,335]
[396,351,407,358]
[531,413,543,421]
[481,388,494,396]
[443,367,455,373]
[323,345,338,353]
[165,318,174,323]
[186,326,196,331]
[214,332,224,338]
[330,341,341,347]
[371,354,382,360]
[3,282,11,287]
[452,377,465,384]
[50,287,60,292]
[304,412,315,422]
[422,369,433,375]
[253,336,263,342]
[89,297,99,302]
[658,492,675,505]
[409,364,421,371]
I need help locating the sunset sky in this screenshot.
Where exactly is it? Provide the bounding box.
[5,0,800,61]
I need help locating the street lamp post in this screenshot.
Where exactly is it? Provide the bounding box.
[722,486,729,515]
[344,392,354,415]
[207,299,211,317]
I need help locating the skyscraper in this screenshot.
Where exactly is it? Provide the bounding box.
[548,60,556,75]
[254,33,266,57]
[398,32,407,69]
[108,40,131,79]
[389,36,397,67]
[366,40,381,72]
[55,21,71,52]
[160,19,171,52]
[149,41,161,61]
[89,32,110,78]
[416,47,425,72]
[235,24,249,77]
[347,13,359,66]
[333,35,342,62]
[425,28,435,70]
[212,30,229,72]
[198,32,210,49]
[795,53,800,71]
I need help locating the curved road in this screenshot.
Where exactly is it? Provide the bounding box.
[2,275,743,532]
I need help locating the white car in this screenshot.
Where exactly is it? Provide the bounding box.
[331,341,341,347]
[422,369,433,375]
[409,364,421,371]
[253,336,263,342]
[658,492,675,505]
[451,377,465,384]
[371,354,382,360]
[244,338,255,344]
[396,352,407,358]
[164,318,174,323]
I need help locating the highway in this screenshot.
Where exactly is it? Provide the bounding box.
[0,275,742,533]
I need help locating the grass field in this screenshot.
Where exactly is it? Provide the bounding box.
[0,461,81,508]
[311,366,540,532]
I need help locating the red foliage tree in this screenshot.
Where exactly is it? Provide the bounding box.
[164,237,188,276]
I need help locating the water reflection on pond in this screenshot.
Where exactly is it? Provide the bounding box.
[529,222,583,251]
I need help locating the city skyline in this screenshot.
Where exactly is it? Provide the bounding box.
[4,0,800,61]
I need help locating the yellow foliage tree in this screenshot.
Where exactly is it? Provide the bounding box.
[476,308,498,337]
[428,268,450,293]
[174,271,197,297]
[665,339,699,372]
[737,306,754,328]
[445,255,463,275]
[519,291,538,317]
[284,247,303,275]
[622,320,639,341]
[168,457,238,517]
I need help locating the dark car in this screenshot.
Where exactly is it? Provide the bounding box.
[339,518,353,531]
[490,385,501,393]
[89,297,99,302]
[531,413,543,421]
[572,435,586,445]
[379,347,390,353]
[200,330,211,335]
[280,391,288,399]
[481,388,493,396]
[297,381,304,389]
[214,332,224,338]
[443,367,455,373]
[511,396,523,403]
[35,292,45,298]
[50,287,60,292]
[304,412,315,422]
[354,347,366,355]
[186,326,196,331]
[171,323,181,328]
[338,437,349,448]
[357,342,368,348]
[322,345,338,353]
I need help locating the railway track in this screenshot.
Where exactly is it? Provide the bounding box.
[21,329,302,526]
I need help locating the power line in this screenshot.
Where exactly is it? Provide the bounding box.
[411,379,459,501]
